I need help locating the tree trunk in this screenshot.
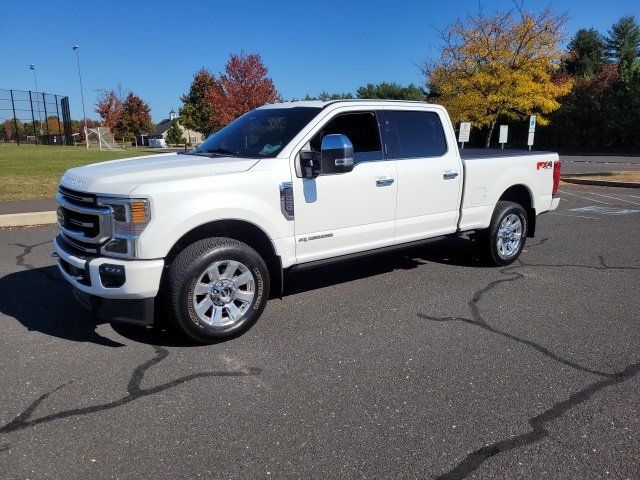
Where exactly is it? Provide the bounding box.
[485,121,496,148]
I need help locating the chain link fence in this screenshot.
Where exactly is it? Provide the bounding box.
[0,89,73,145]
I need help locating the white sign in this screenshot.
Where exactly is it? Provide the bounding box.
[527,131,535,146]
[499,125,508,144]
[458,122,471,143]
[529,116,537,133]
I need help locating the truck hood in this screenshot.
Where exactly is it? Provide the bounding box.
[60,153,260,196]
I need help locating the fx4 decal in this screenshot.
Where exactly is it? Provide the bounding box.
[536,161,553,170]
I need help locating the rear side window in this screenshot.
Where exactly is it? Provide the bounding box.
[388,110,447,158]
[311,112,383,163]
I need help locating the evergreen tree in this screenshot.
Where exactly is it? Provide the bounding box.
[356,82,426,100]
[165,119,185,145]
[564,28,608,78]
[606,16,640,75]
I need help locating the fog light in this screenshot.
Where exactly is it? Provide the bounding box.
[99,263,126,288]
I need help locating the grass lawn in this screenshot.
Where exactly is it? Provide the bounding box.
[0,143,161,201]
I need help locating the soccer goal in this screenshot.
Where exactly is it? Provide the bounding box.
[87,127,122,150]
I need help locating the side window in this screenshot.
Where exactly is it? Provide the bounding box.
[388,110,447,158]
[310,112,383,163]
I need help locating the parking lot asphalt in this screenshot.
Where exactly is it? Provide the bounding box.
[559,154,640,174]
[0,185,638,479]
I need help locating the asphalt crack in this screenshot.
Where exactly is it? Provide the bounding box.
[10,240,61,283]
[0,347,261,435]
[419,253,639,478]
[434,361,640,480]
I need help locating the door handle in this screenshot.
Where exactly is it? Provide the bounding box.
[443,171,459,180]
[376,177,395,187]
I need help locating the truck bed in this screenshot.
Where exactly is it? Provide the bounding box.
[460,148,553,160]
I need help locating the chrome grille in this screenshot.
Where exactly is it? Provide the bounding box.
[55,187,112,246]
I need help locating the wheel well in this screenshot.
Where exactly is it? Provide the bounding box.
[164,220,283,298]
[498,185,536,237]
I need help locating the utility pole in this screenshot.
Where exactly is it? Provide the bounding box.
[72,45,89,149]
[29,64,43,140]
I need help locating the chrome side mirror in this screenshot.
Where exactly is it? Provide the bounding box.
[320,134,354,174]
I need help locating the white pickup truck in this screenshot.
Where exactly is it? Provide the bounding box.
[54,100,561,343]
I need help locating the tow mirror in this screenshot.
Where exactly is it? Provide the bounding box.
[321,134,354,175]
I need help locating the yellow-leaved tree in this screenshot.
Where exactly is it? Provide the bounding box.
[424,7,573,147]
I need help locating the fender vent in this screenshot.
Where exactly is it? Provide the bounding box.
[279,182,294,220]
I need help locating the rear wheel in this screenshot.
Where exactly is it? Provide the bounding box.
[166,237,269,343]
[474,201,528,266]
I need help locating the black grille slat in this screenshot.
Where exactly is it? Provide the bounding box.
[58,234,99,256]
[60,207,100,237]
[58,185,97,206]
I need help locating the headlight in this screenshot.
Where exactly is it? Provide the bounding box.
[97,197,151,258]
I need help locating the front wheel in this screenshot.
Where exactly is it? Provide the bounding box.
[474,201,528,266]
[166,237,270,343]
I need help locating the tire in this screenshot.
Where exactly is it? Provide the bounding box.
[166,237,270,343]
[474,201,528,266]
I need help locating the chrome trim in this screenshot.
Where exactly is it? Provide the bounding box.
[376,178,394,187]
[56,193,112,244]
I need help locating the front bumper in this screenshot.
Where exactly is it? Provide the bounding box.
[53,235,164,300]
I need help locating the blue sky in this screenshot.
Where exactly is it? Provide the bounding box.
[1,0,638,122]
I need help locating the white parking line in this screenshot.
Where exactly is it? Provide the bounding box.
[548,212,603,220]
[585,192,640,206]
[559,190,610,204]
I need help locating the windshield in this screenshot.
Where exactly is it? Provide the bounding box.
[192,106,321,158]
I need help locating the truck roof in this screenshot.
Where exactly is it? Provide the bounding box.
[258,99,434,109]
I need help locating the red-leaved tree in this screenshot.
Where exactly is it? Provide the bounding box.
[205,52,280,125]
[95,89,124,132]
[114,92,153,140]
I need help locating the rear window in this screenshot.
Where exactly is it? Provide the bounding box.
[389,110,447,158]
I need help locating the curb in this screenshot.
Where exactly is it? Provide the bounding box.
[0,211,57,228]
[561,178,640,189]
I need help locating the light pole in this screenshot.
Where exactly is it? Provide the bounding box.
[29,64,43,138]
[72,45,89,149]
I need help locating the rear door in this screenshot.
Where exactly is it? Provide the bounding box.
[384,108,463,243]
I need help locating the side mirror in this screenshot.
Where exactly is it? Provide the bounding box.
[321,134,354,175]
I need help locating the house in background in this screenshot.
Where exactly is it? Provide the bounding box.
[150,109,204,146]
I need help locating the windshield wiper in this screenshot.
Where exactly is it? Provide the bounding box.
[202,147,237,156]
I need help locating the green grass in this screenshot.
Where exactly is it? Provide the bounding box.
[0,143,161,201]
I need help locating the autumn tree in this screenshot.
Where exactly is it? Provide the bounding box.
[114,92,153,141]
[205,52,281,126]
[3,119,24,140]
[95,89,124,132]
[357,82,426,100]
[179,68,219,136]
[165,119,185,145]
[424,7,572,147]
[564,28,608,79]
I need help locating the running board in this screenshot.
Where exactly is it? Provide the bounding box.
[287,232,475,273]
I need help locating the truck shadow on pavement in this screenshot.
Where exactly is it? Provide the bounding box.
[0,265,127,348]
[284,236,488,296]
[0,236,487,347]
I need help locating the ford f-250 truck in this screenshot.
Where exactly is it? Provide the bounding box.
[53,100,561,343]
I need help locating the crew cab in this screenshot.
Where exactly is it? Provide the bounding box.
[53,100,561,343]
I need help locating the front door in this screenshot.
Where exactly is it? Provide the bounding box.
[291,110,397,264]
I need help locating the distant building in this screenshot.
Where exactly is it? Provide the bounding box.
[151,109,204,146]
